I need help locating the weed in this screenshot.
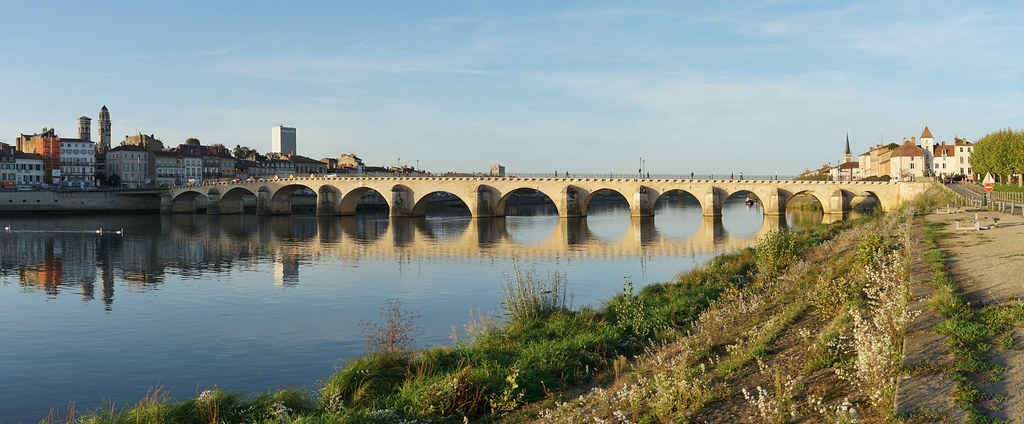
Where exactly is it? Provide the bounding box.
[755,229,797,276]
[362,298,424,357]
[502,261,571,322]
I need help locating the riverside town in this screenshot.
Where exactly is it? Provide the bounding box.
[3,2,1024,423]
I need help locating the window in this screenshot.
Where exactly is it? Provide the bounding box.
[910,163,915,169]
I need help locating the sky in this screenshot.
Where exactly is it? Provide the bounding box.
[1,0,1021,175]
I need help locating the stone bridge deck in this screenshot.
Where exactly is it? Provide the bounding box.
[164,176,931,218]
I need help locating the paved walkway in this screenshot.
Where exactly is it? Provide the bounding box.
[898,208,1024,421]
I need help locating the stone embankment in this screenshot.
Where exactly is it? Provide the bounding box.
[0,190,160,213]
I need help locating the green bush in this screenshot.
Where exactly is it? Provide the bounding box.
[320,352,409,412]
[610,279,667,340]
[755,229,797,275]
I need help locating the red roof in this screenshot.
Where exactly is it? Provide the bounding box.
[921,126,933,139]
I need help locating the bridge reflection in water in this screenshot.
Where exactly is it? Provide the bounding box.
[0,202,838,422]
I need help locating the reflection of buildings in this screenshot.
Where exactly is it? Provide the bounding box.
[1,206,810,307]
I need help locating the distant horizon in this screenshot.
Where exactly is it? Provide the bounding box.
[2,1,1021,175]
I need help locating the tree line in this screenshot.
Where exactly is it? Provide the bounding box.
[970,127,1024,185]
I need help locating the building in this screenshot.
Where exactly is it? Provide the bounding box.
[15,128,56,154]
[954,137,974,178]
[888,139,926,181]
[932,141,957,178]
[78,117,91,142]
[258,153,296,178]
[271,125,296,156]
[123,133,165,152]
[154,151,184,186]
[0,146,16,188]
[106,145,153,188]
[97,106,111,152]
[183,154,202,183]
[15,151,44,187]
[34,137,61,186]
[289,154,327,176]
[58,138,97,188]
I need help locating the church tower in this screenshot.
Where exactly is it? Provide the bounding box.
[78,116,92,141]
[98,106,111,151]
[843,132,852,163]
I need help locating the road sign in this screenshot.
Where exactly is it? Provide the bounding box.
[985,183,994,192]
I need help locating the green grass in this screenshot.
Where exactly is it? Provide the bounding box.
[992,184,1024,193]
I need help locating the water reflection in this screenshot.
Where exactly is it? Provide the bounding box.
[0,203,805,309]
[0,200,867,422]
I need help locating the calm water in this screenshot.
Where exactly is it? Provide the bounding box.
[0,198,825,422]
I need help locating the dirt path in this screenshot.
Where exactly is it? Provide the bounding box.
[900,209,1024,421]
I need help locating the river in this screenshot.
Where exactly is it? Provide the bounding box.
[0,196,827,422]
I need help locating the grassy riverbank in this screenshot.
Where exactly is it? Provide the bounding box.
[46,189,950,423]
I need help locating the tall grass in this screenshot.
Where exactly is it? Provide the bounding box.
[501,260,571,322]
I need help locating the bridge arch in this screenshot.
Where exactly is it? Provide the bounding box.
[410,191,471,217]
[339,187,390,216]
[852,190,885,213]
[580,188,631,217]
[268,184,318,215]
[494,187,560,217]
[787,190,833,214]
[221,186,256,214]
[171,189,209,214]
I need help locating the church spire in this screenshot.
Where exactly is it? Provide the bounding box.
[843,132,852,164]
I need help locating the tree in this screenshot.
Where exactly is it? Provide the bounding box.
[185,137,201,146]
[108,174,121,187]
[971,128,1024,185]
[233,145,259,159]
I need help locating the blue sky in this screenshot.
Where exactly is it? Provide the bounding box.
[2,1,1021,175]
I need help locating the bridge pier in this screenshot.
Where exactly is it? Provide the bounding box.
[206,197,221,215]
[762,188,790,216]
[472,186,500,218]
[702,187,724,216]
[160,194,173,214]
[559,186,584,218]
[827,189,848,215]
[390,185,413,217]
[256,188,272,215]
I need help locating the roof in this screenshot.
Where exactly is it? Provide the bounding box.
[891,140,925,157]
[837,161,859,170]
[844,133,851,155]
[921,126,933,139]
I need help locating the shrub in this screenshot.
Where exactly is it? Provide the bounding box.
[502,261,571,322]
[610,279,667,340]
[755,229,797,275]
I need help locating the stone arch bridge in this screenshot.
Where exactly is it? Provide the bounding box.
[163,176,931,217]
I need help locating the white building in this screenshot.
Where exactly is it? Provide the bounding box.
[953,138,974,178]
[59,138,96,189]
[14,152,44,187]
[183,155,202,183]
[271,125,296,156]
